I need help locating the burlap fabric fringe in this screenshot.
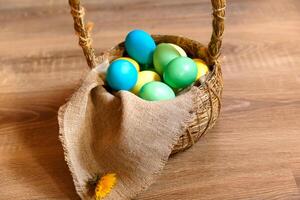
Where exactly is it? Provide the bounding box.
[58,0,225,199]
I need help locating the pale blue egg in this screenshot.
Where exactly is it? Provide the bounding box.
[125,30,156,65]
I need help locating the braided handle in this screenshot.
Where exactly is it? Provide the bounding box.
[208,0,226,65]
[69,0,97,68]
[69,0,226,68]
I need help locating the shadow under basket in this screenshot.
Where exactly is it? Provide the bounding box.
[99,35,223,154]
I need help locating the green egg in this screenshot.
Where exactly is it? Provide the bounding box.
[153,43,181,75]
[139,81,175,101]
[163,57,198,89]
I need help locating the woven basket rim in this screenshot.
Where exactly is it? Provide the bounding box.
[97,34,218,89]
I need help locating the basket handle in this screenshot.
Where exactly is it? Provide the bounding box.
[69,0,226,68]
[207,0,226,65]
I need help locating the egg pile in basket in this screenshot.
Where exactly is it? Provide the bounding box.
[105,29,210,101]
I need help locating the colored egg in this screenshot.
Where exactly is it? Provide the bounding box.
[193,59,209,80]
[116,57,140,71]
[163,57,198,89]
[131,71,161,94]
[125,30,156,65]
[106,60,138,91]
[139,81,175,101]
[153,43,181,75]
[168,43,187,57]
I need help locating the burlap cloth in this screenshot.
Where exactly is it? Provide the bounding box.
[58,60,203,199]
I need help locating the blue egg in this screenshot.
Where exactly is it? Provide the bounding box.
[125,29,156,65]
[106,60,138,91]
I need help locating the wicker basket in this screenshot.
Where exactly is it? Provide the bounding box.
[68,0,225,154]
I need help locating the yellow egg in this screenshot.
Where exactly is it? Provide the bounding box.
[116,57,140,72]
[193,58,209,80]
[131,71,161,94]
[168,43,187,57]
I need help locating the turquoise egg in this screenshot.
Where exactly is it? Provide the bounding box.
[125,30,156,65]
[163,57,198,89]
[139,81,175,101]
[153,43,181,75]
[106,60,138,91]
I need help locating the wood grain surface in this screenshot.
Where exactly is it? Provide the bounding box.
[1,0,300,199]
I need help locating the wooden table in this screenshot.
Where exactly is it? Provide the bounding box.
[1,0,300,199]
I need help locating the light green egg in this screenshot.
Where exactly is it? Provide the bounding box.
[153,43,181,75]
[139,81,175,101]
[163,57,198,89]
